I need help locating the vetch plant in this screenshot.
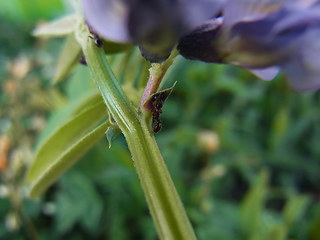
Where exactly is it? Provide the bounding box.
[178,0,320,91]
[26,0,320,240]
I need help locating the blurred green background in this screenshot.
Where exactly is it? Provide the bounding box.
[1,1,320,240]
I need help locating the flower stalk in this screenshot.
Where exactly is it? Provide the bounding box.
[139,49,178,107]
[76,23,197,240]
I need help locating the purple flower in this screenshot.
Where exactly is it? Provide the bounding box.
[178,0,320,92]
[82,0,225,62]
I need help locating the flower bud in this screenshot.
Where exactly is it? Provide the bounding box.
[197,130,220,155]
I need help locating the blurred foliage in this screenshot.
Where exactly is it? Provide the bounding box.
[1,2,320,240]
[0,0,64,23]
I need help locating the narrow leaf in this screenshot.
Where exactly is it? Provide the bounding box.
[309,202,320,240]
[268,195,309,240]
[27,101,109,197]
[28,121,110,199]
[35,91,101,148]
[283,195,309,226]
[27,101,107,182]
[267,225,287,240]
[32,14,77,37]
[239,170,269,237]
[53,34,82,84]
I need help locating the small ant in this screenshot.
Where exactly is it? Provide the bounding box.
[79,53,87,65]
[87,25,104,48]
[90,33,104,48]
[150,92,167,133]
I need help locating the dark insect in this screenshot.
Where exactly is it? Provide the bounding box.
[79,53,87,65]
[87,25,104,48]
[153,120,162,133]
[150,92,167,133]
[91,34,104,48]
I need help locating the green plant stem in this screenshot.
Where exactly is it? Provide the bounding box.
[139,49,178,107]
[77,25,197,240]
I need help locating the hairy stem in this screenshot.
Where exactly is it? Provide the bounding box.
[76,23,196,240]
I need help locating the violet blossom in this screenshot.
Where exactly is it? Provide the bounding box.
[82,0,320,92]
[178,0,320,92]
[82,0,225,62]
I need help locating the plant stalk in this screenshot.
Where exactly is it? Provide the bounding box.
[77,24,197,240]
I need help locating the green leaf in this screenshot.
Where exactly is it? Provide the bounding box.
[268,195,309,240]
[239,170,269,238]
[283,195,309,227]
[26,101,110,198]
[65,65,93,100]
[32,14,77,37]
[53,34,82,84]
[267,225,287,240]
[269,108,289,149]
[35,91,101,148]
[0,0,64,22]
[55,172,103,234]
[309,202,320,240]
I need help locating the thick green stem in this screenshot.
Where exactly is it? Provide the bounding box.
[77,25,197,240]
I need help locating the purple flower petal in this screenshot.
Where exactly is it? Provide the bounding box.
[245,66,280,81]
[82,0,131,43]
[177,18,223,63]
[282,30,320,92]
[227,2,320,68]
[224,0,318,24]
[273,5,320,34]
[224,0,291,25]
[178,0,320,91]
[82,0,225,62]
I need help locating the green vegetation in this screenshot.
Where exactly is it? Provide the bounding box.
[1,2,320,240]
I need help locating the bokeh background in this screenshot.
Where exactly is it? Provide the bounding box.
[1,1,320,240]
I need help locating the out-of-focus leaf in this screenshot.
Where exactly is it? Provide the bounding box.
[32,14,77,37]
[55,172,103,234]
[0,0,63,22]
[267,225,287,240]
[0,1,25,22]
[268,195,309,240]
[65,65,93,100]
[26,101,110,198]
[283,195,309,226]
[269,108,289,149]
[53,34,82,84]
[309,203,320,240]
[239,170,269,238]
[194,201,239,240]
